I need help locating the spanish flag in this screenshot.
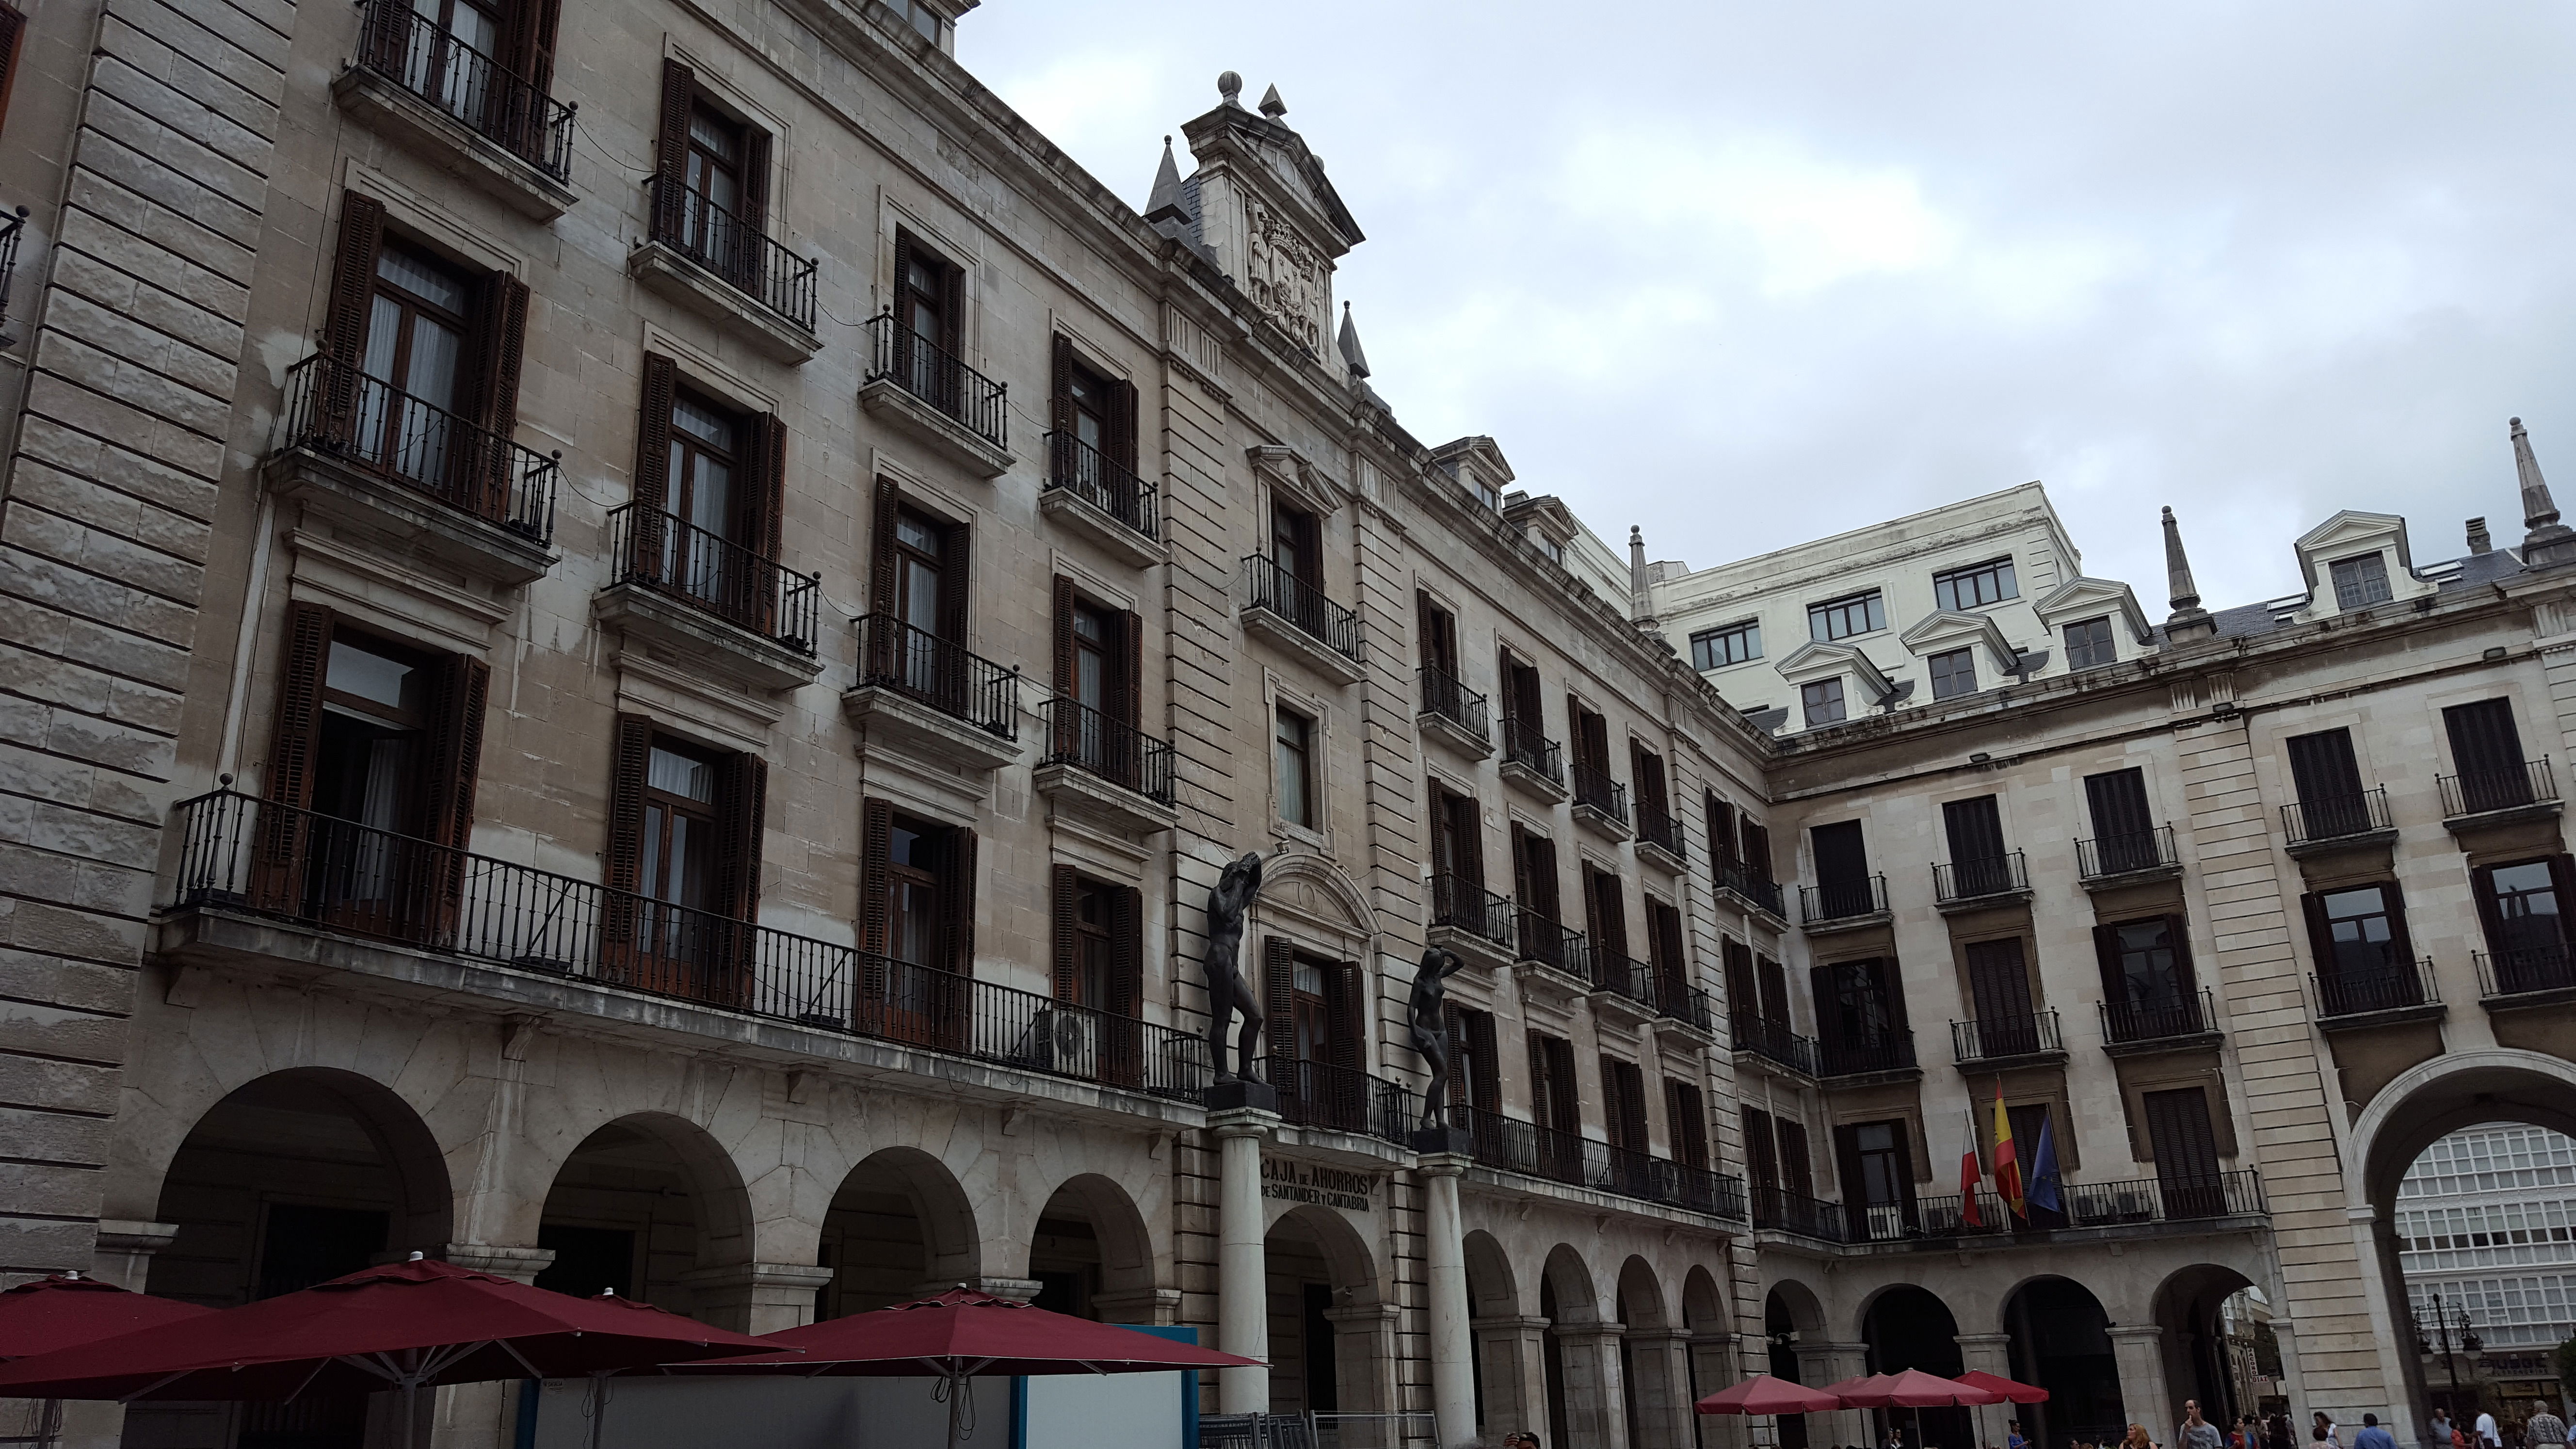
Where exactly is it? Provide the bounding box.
[1992,1079,2024,1217]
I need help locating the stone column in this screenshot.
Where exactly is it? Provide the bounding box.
[1958,1334,2017,1449]
[1093,1287,1184,1325]
[1558,1322,1631,1449]
[685,1262,838,1335]
[1631,1326,1700,1449]
[1801,1340,1873,1449]
[1211,1108,1277,1413]
[914,1276,1043,1303]
[1477,1314,1551,1440]
[1420,1154,1476,1447]
[2111,1326,2174,1442]
[52,1222,183,1449]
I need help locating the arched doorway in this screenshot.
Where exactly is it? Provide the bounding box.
[1541,1244,1605,1449]
[1767,1282,1830,1449]
[532,1113,752,1324]
[2004,1276,2125,1449]
[1263,1206,1385,1419]
[1621,1256,1689,1449]
[1025,1173,1158,1322]
[1465,1230,1523,1439]
[1685,1267,1733,1449]
[817,1146,981,1318]
[2152,1266,2256,1431]
[138,1068,453,1449]
[1863,1285,1966,1449]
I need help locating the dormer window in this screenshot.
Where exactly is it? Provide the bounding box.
[1934,558,2018,611]
[1469,473,1500,513]
[1929,648,1977,700]
[1808,590,1885,643]
[2330,552,2392,610]
[1534,532,1563,565]
[1802,678,1847,726]
[2064,616,2116,669]
[882,0,944,43]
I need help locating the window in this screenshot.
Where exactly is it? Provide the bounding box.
[359,243,471,482]
[1807,590,1885,642]
[1928,647,1977,700]
[1811,957,1904,1062]
[662,391,747,615]
[1964,938,2038,1054]
[1690,619,1761,670]
[2307,883,2410,983]
[314,632,434,841]
[2083,767,2160,872]
[608,717,766,998]
[883,0,943,41]
[1941,795,2011,895]
[2330,551,2393,610]
[1274,706,1316,829]
[632,356,787,634]
[1601,1057,1648,1155]
[1533,532,1564,565]
[1850,1121,1911,1207]
[1049,868,1140,1021]
[1271,499,1320,583]
[1934,557,2017,611]
[1047,337,1140,512]
[2474,857,2575,984]
[2445,698,2533,813]
[2064,616,2116,669]
[2093,915,2200,1040]
[651,62,774,288]
[1800,677,1846,726]
[1525,1031,1582,1145]
[1511,825,1562,925]
[1417,593,1461,679]
[638,741,718,918]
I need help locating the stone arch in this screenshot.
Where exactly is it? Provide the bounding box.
[1539,1243,1610,1447]
[1255,850,1378,939]
[1620,1255,1691,1449]
[531,1111,763,1327]
[1864,1284,1970,1448]
[1265,1203,1391,1418]
[2150,1263,2258,1433]
[1542,1241,1602,1323]
[1024,1170,1162,1322]
[1765,1276,1828,1337]
[1685,1267,1739,1449]
[1465,1229,1518,1317]
[1465,1230,1530,1440]
[2001,1274,2124,1449]
[819,1144,985,1318]
[1618,1255,1671,1331]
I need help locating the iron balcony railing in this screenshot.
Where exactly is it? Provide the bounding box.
[646,176,818,332]
[2281,787,2392,847]
[1636,800,1684,863]
[1714,859,1785,918]
[353,0,573,178]
[608,502,818,653]
[1817,1030,1917,1079]
[1662,983,1716,1033]
[1240,555,1365,665]
[1514,912,1592,984]
[865,312,1007,448]
[2078,825,2177,880]
[2314,956,2437,1019]
[1042,431,1157,541]
[1595,955,1660,1013]
[1429,873,1514,951]
[1571,763,1628,824]
[1257,1056,1411,1145]
[1417,666,1490,745]
[2475,947,2576,999]
[164,789,1211,1101]
[1934,852,2027,902]
[2064,1169,2267,1225]
[1728,1014,1820,1076]
[853,614,1018,739]
[1750,1187,1846,1241]
[275,352,559,544]
[1501,718,1562,784]
[1038,696,1173,804]
[0,207,26,340]
[1433,1106,1742,1217]
[1951,1008,2062,1063]
[1606,1147,1748,1220]
[2099,985,2218,1045]
[2439,757,2558,819]
[1801,874,1888,925]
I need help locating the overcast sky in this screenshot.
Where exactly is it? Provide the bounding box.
[960,2,2574,609]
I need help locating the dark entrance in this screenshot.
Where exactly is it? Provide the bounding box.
[1863,1286,1969,1449]
[2006,1277,2125,1449]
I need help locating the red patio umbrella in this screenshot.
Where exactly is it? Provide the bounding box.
[0,1273,214,1449]
[1824,1371,1897,1399]
[1957,1369,2048,1403]
[0,1255,783,1449]
[1697,1372,1846,1416]
[1846,1368,2007,1449]
[676,1285,1260,1448]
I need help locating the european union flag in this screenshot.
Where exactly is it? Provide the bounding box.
[2028,1113,2062,1213]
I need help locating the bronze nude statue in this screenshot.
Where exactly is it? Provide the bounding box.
[1407,945,1465,1121]
[1200,851,1267,1082]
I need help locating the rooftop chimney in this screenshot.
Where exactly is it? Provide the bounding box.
[2467,517,2492,555]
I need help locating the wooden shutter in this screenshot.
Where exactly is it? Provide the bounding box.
[1808,964,1843,1053]
[1464,1011,1499,1114]
[1742,821,1771,880]
[1327,960,1363,1071]
[858,797,893,956]
[2286,728,2363,805]
[2165,913,2200,994]
[1778,1121,1814,1197]
[1109,885,1142,1019]
[2297,891,2337,981]
[602,715,654,896]
[2444,699,2526,779]
[1526,1029,1550,1127]
[937,516,971,643]
[1722,939,1756,1018]
[321,193,386,368]
[501,0,563,96]
[1648,902,1686,1002]
[1811,820,1868,886]
[655,60,693,196]
[1549,1039,1582,1137]
[1964,937,2033,1026]
[1587,869,1627,961]
[1120,609,1144,731]
[1427,784,1455,886]
[1743,1108,1779,1189]
[1263,936,1296,1067]
[1509,823,1533,910]
[1832,1124,1867,1209]
[1943,795,2006,863]
[742,414,786,575]
[869,479,901,619]
[1049,864,1080,1002]
[941,826,977,974]
[1048,334,1075,447]
[1707,795,1738,868]
[2142,1087,2221,1176]
[738,129,772,242]
[2084,768,2154,840]
[632,354,677,517]
[419,654,491,858]
[460,272,532,448]
[1604,1059,1646,1153]
[1107,379,1138,475]
[1050,576,1076,697]
[2378,881,2417,973]
[2469,861,2508,957]
[1756,954,1788,1026]
[263,603,336,811]
[939,253,965,357]
[713,753,766,924]
[2092,922,2129,1002]
[1668,1081,1707,1169]
[1417,591,1439,671]
[1453,794,1482,891]
[0,3,26,141]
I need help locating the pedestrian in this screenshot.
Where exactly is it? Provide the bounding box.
[2127,1422,2157,1449]
[2315,1412,2342,1449]
[2352,1413,2395,1449]
[2270,1412,2297,1449]
[2434,1411,2454,1449]
[2182,1399,2227,1449]
[2528,1400,2569,1449]
[2477,1407,2502,1449]
[2010,1419,2030,1449]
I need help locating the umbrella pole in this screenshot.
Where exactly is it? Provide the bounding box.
[590,1372,609,1449]
[947,1369,965,1449]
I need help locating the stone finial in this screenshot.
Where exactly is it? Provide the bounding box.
[2163,505,2215,639]
[2468,517,2493,555]
[1218,71,1243,107]
[1259,83,1287,119]
[2513,418,2576,567]
[1628,526,1662,637]
[1144,134,1188,225]
[1336,301,1370,380]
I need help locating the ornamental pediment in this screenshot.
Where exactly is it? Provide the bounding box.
[1897,609,2018,669]
[1775,640,1896,700]
[1178,84,1365,358]
[2032,577,2153,642]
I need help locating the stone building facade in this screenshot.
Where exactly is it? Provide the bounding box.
[0,1,2572,1448]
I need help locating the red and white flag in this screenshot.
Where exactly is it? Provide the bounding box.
[1960,1107,1984,1226]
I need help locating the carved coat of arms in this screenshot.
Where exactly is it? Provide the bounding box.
[1243,198,1327,351]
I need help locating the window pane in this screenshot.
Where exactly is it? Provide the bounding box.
[1934,558,2018,611]
[672,394,734,451]
[1807,591,1884,642]
[2066,617,2114,669]
[1691,620,1761,670]
[2331,552,2392,610]
[1930,648,1976,700]
[326,640,418,713]
[1275,708,1311,826]
[1801,678,1845,726]
[647,745,713,803]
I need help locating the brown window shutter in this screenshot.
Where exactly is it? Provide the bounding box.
[1650,902,1686,1002]
[1526,1029,1549,1126]
[739,128,772,242]
[858,797,893,956]
[1263,935,1296,1067]
[1427,784,1453,886]
[263,602,337,810]
[459,271,531,447]
[1327,960,1364,1072]
[632,354,676,517]
[1465,1011,1499,1114]
[2091,922,2125,1000]
[1049,864,1079,1003]
[2297,890,2334,976]
[746,414,786,566]
[1807,963,1841,1053]
[1550,1040,1581,1137]
[1778,1121,1814,1197]
[1110,884,1143,1019]
[1444,1006,1469,1107]
[1455,794,1482,891]
[2165,913,2199,993]
[937,517,971,642]
[713,753,767,924]
[602,715,654,896]
[0,3,26,140]
[501,0,563,95]
[1757,954,1789,1026]
[1669,1081,1707,1169]
[940,255,964,356]
[1743,1108,1779,1189]
[1048,333,1074,444]
[655,60,693,193]
[1722,939,1755,1017]
[2379,881,2417,974]
[1108,378,1139,475]
[321,193,386,372]
[1832,1123,1867,1207]
[1293,510,1321,584]
[1509,823,1532,905]
[1416,591,1437,666]
[1120,610,1144,732]
[2549,855,2576,955]
[419,654,491,857]
[869,479,901,618]
[1743,821,1770,880]
[889,231,916,334]
[942,825,977,975]
[1598,1055,1621,1146]
[1050,576,1075,696]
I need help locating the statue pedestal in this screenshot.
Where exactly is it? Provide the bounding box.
[1412,1125,1474,1155]
[1206,1079,1278,1112]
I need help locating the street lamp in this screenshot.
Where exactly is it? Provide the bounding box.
[2420,1296,2480,1410]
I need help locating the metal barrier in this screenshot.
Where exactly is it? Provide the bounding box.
[1951,1009,2061,1063]
[853,613,1018,737]
[2313,957,2437,1018]
[1934,851,2026,902]
[1418,666,1490,744]
[2439,757,2557,818]
[352,0,574,177]
[1044,430,1158,539]
[865,312,1009,447]
[1501,717,1562,784]
[647,176,818,331]
[1572,762,1628,824]
[1039,696,1174,803]
[2280,787,2391,847]
[2099,986,2217,1045]
[1241,555,1365,665]
[275,352,559,544]
[2077,825,2175,879]
[1429,874,1514,951]
[608,503,818,652]
[1801,874,1888,924]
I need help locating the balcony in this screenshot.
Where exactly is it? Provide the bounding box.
[2099,987,2222,1055]
[2439,758,2562,833]
[1239,556,1368,686]
[161,790,1213,1103]
[2280,788,2395,858]
[1513,913,1593,991]
[1032,697,1175,837]
[1257,1056,1413,1146]
[1592,954,1660,1026]
[630,177,821,364]
[1801,875,1889,933]
[1427,874,1515,969]
[840,615,1023,780]
[2475,948,2576,1008]
[1039,433,1160,564]
[1950,1009,2064,1067]
[2312,957,2441,1028]
[1434,1106,1744,1220]
[1933,852,2029,913]
[1751,1187,1846,1242]
[860,314,1011,477]
[331,0,576,219]
[1635,801,1685,873]
[1729,1014,1820,1078]
[1417,667,1493,760]
[1714,860,1787,923]
[1817,1030,1918,1083]
[1658,983,1717,1040]
[0,206,26,346]
[1498,719,1568,803]
[2078,826,2180,889]
[596,504,821,692]
[1846,1171,2269,1243]
[263,353,559,587]
[1570,764,1630,842]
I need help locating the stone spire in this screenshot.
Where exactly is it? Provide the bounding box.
[2163,505,2215,640]
[2514,417,2576,567]
[1629,525,1662,637]
[1336,302,1369,380]
[1143,134,1188,226]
